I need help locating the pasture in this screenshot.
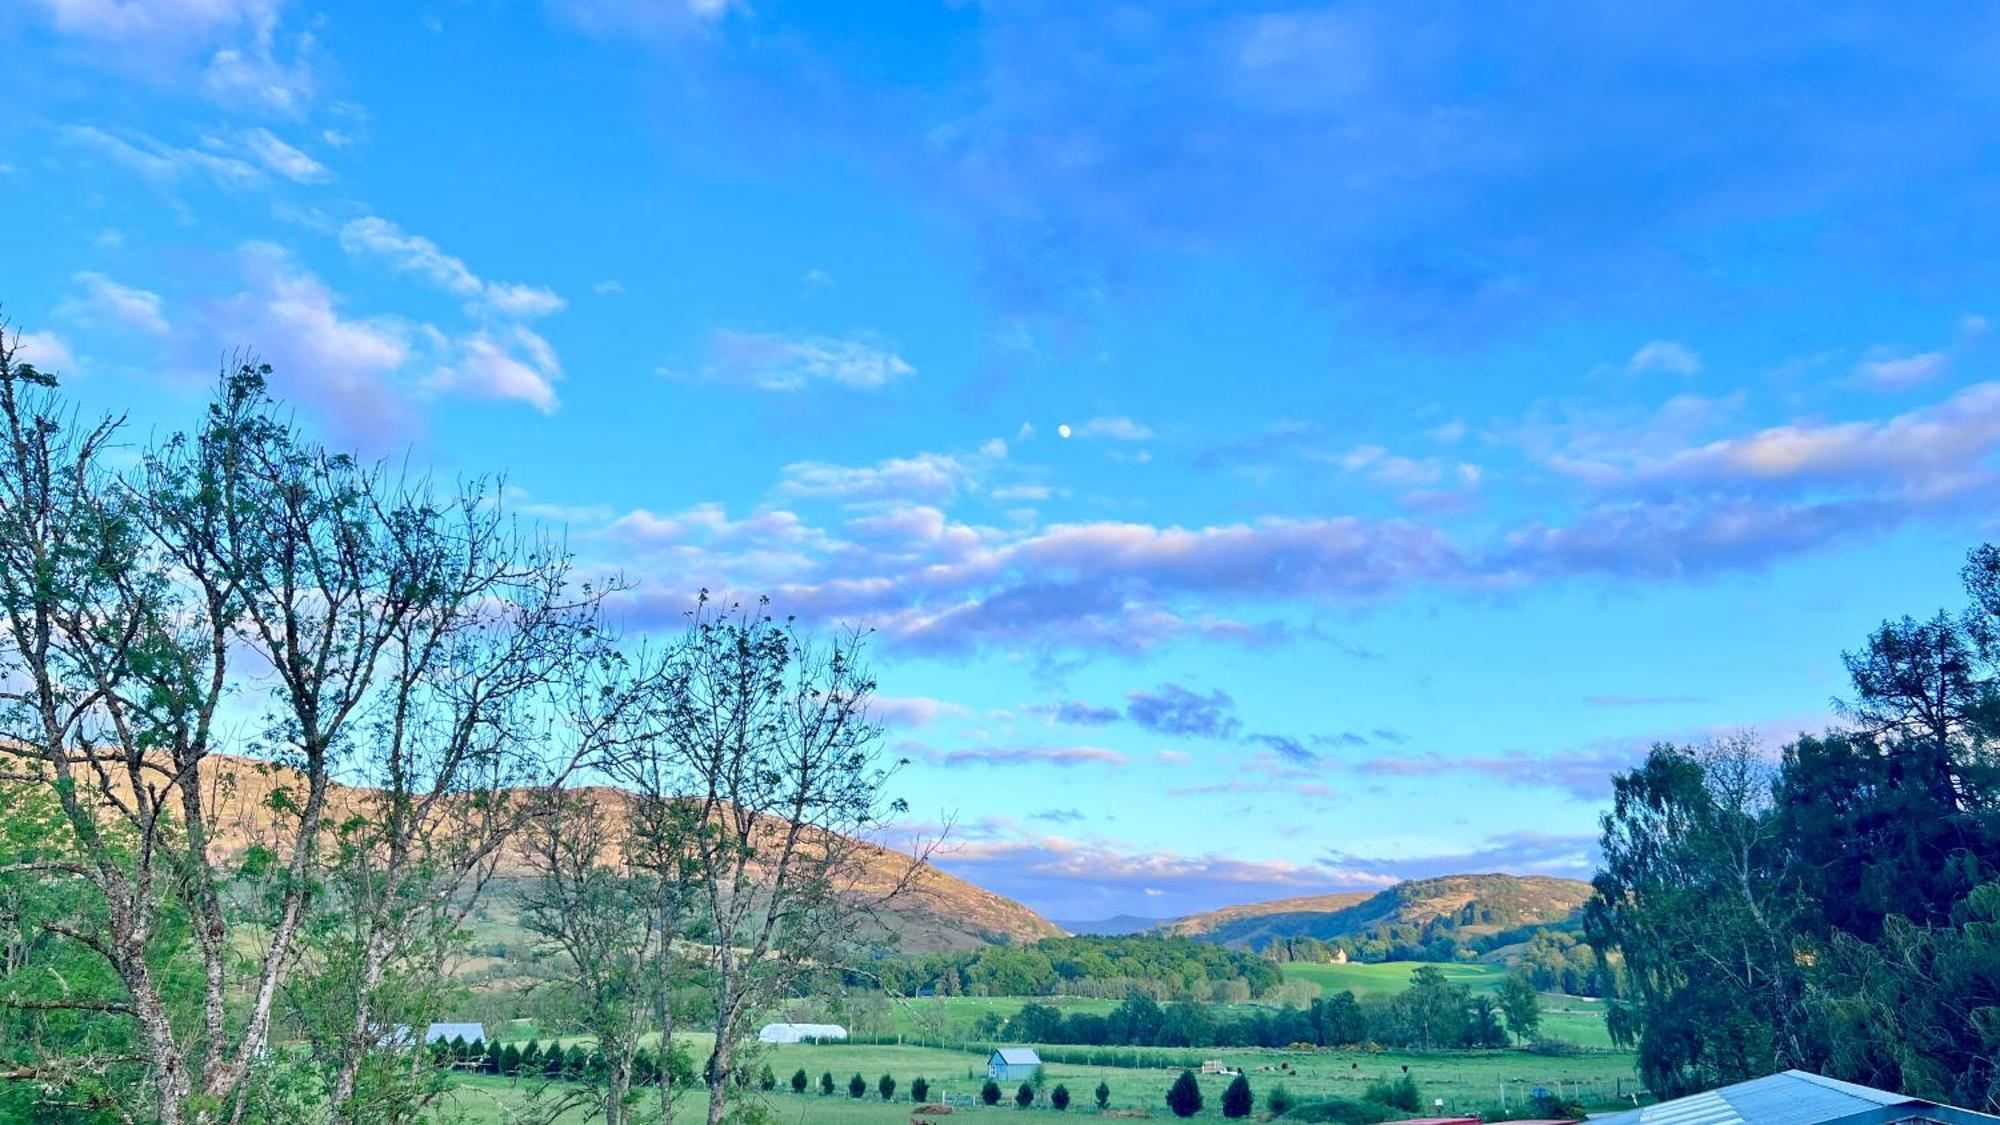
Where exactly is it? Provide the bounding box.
[442,1034,1642,1122]
[1276,960,1507,997]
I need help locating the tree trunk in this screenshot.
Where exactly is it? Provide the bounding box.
[329,929,395,1124]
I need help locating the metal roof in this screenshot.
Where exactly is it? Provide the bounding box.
[424,1022,486,1043]
[1590,1071,2000,1125]
[991,1048,1042,1065]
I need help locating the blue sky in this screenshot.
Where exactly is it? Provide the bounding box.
[5,1,1999,920]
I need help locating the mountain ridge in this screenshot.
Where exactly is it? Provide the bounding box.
[1159,873,1593,950]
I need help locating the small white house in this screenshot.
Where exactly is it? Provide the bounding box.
[987,1047,1042,1082]
[757,1022,848,1044]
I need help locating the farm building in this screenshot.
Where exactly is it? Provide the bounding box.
[987,1048,1042,1082]
[1591,1070,2000,1125]
[424,1022,486,1045]
[756,1022,848,1044]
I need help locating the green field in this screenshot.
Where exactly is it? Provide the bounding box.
[442,1034,1642,1122]
[1277,960,1508,997]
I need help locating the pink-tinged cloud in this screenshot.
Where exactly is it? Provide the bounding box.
[914,743,1132,769]
[870,695,974,727]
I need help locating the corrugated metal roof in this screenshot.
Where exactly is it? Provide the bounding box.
[1591,1070,1996,1125]
[424,1022,486,1043]
[992,1047,1042,1065]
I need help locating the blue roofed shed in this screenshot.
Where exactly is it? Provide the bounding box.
[987,1048,1041,1082]
[1591,1070,2000,1125]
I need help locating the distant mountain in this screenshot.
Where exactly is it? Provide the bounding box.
[1052,914,1167,936]
[1164,874,1593,950]
[188,757,1063,954]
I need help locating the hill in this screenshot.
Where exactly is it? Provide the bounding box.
[1165,874,1593,951]
[1051,914,1164,936]
[185,756,1061,953]
[1164,891,1375,938]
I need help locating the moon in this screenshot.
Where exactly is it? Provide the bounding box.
[1057,423,1073,439]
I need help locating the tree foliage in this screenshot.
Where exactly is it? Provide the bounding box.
[1587,545,2000,1109]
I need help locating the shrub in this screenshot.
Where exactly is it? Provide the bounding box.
[1095,1081,1110,1109]
[1167,1070,1203,1118]
[1527,1037,1582,1057]
[982,1080,1002,1106]
[880,1074,898,1101]
[1268,1084,1295,1116]
[1016,1083,1035,1108]
[849,1073,867,1098]
[911,1077,930,1103]
[759,1064,776,1091]
[1223,1074,1253,1119]
[1281,1099,1405,1124]
[791,1068,808,1094]
[820,1071,835,1096]
[1051,1084,1070,1111]
[1363,1075,1420,1113]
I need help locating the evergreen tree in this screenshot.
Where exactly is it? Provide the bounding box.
[1222,1073,1252,1119]
[1016,1082,1035,1108]
[982,1079,1002,1106]
[1166,1070,1203,1118]
[500,1042,522,1078]
[759,1064,776,1091]
[912,1077,930,1103]
[879,1074,898,1101]
[792,1068,809,1094]
[1095,1081,1110,1109]
[1051,1084,1070,1111]
[849,1072,868,1098]
[821,1071,836,1096]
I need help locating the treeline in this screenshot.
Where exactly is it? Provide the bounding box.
[975,969,1552,1052]
[1588,545,2000,1110]
[870,936,1285,1000]
[1257,921,1582,967]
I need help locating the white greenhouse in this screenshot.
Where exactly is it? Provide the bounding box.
[756,1022,848,1044]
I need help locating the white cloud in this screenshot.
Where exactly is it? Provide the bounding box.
[1626,339,1703,376]
[62,272,169,334]
[1073,415,1154,441]
[426,328,562,413]
[13,330,78,373]
[238,127,327,182]
[692,330,915,391]
[339,216,566,319]
[62,124,262,191]
[777,453,969,502]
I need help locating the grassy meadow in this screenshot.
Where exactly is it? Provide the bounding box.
[442,1037,1640,1122]
[443,980,1639,1123]
[1275,960,1507,997]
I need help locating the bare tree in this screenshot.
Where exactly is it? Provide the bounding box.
[611,595,929,1125]
[517,789,661,1125]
